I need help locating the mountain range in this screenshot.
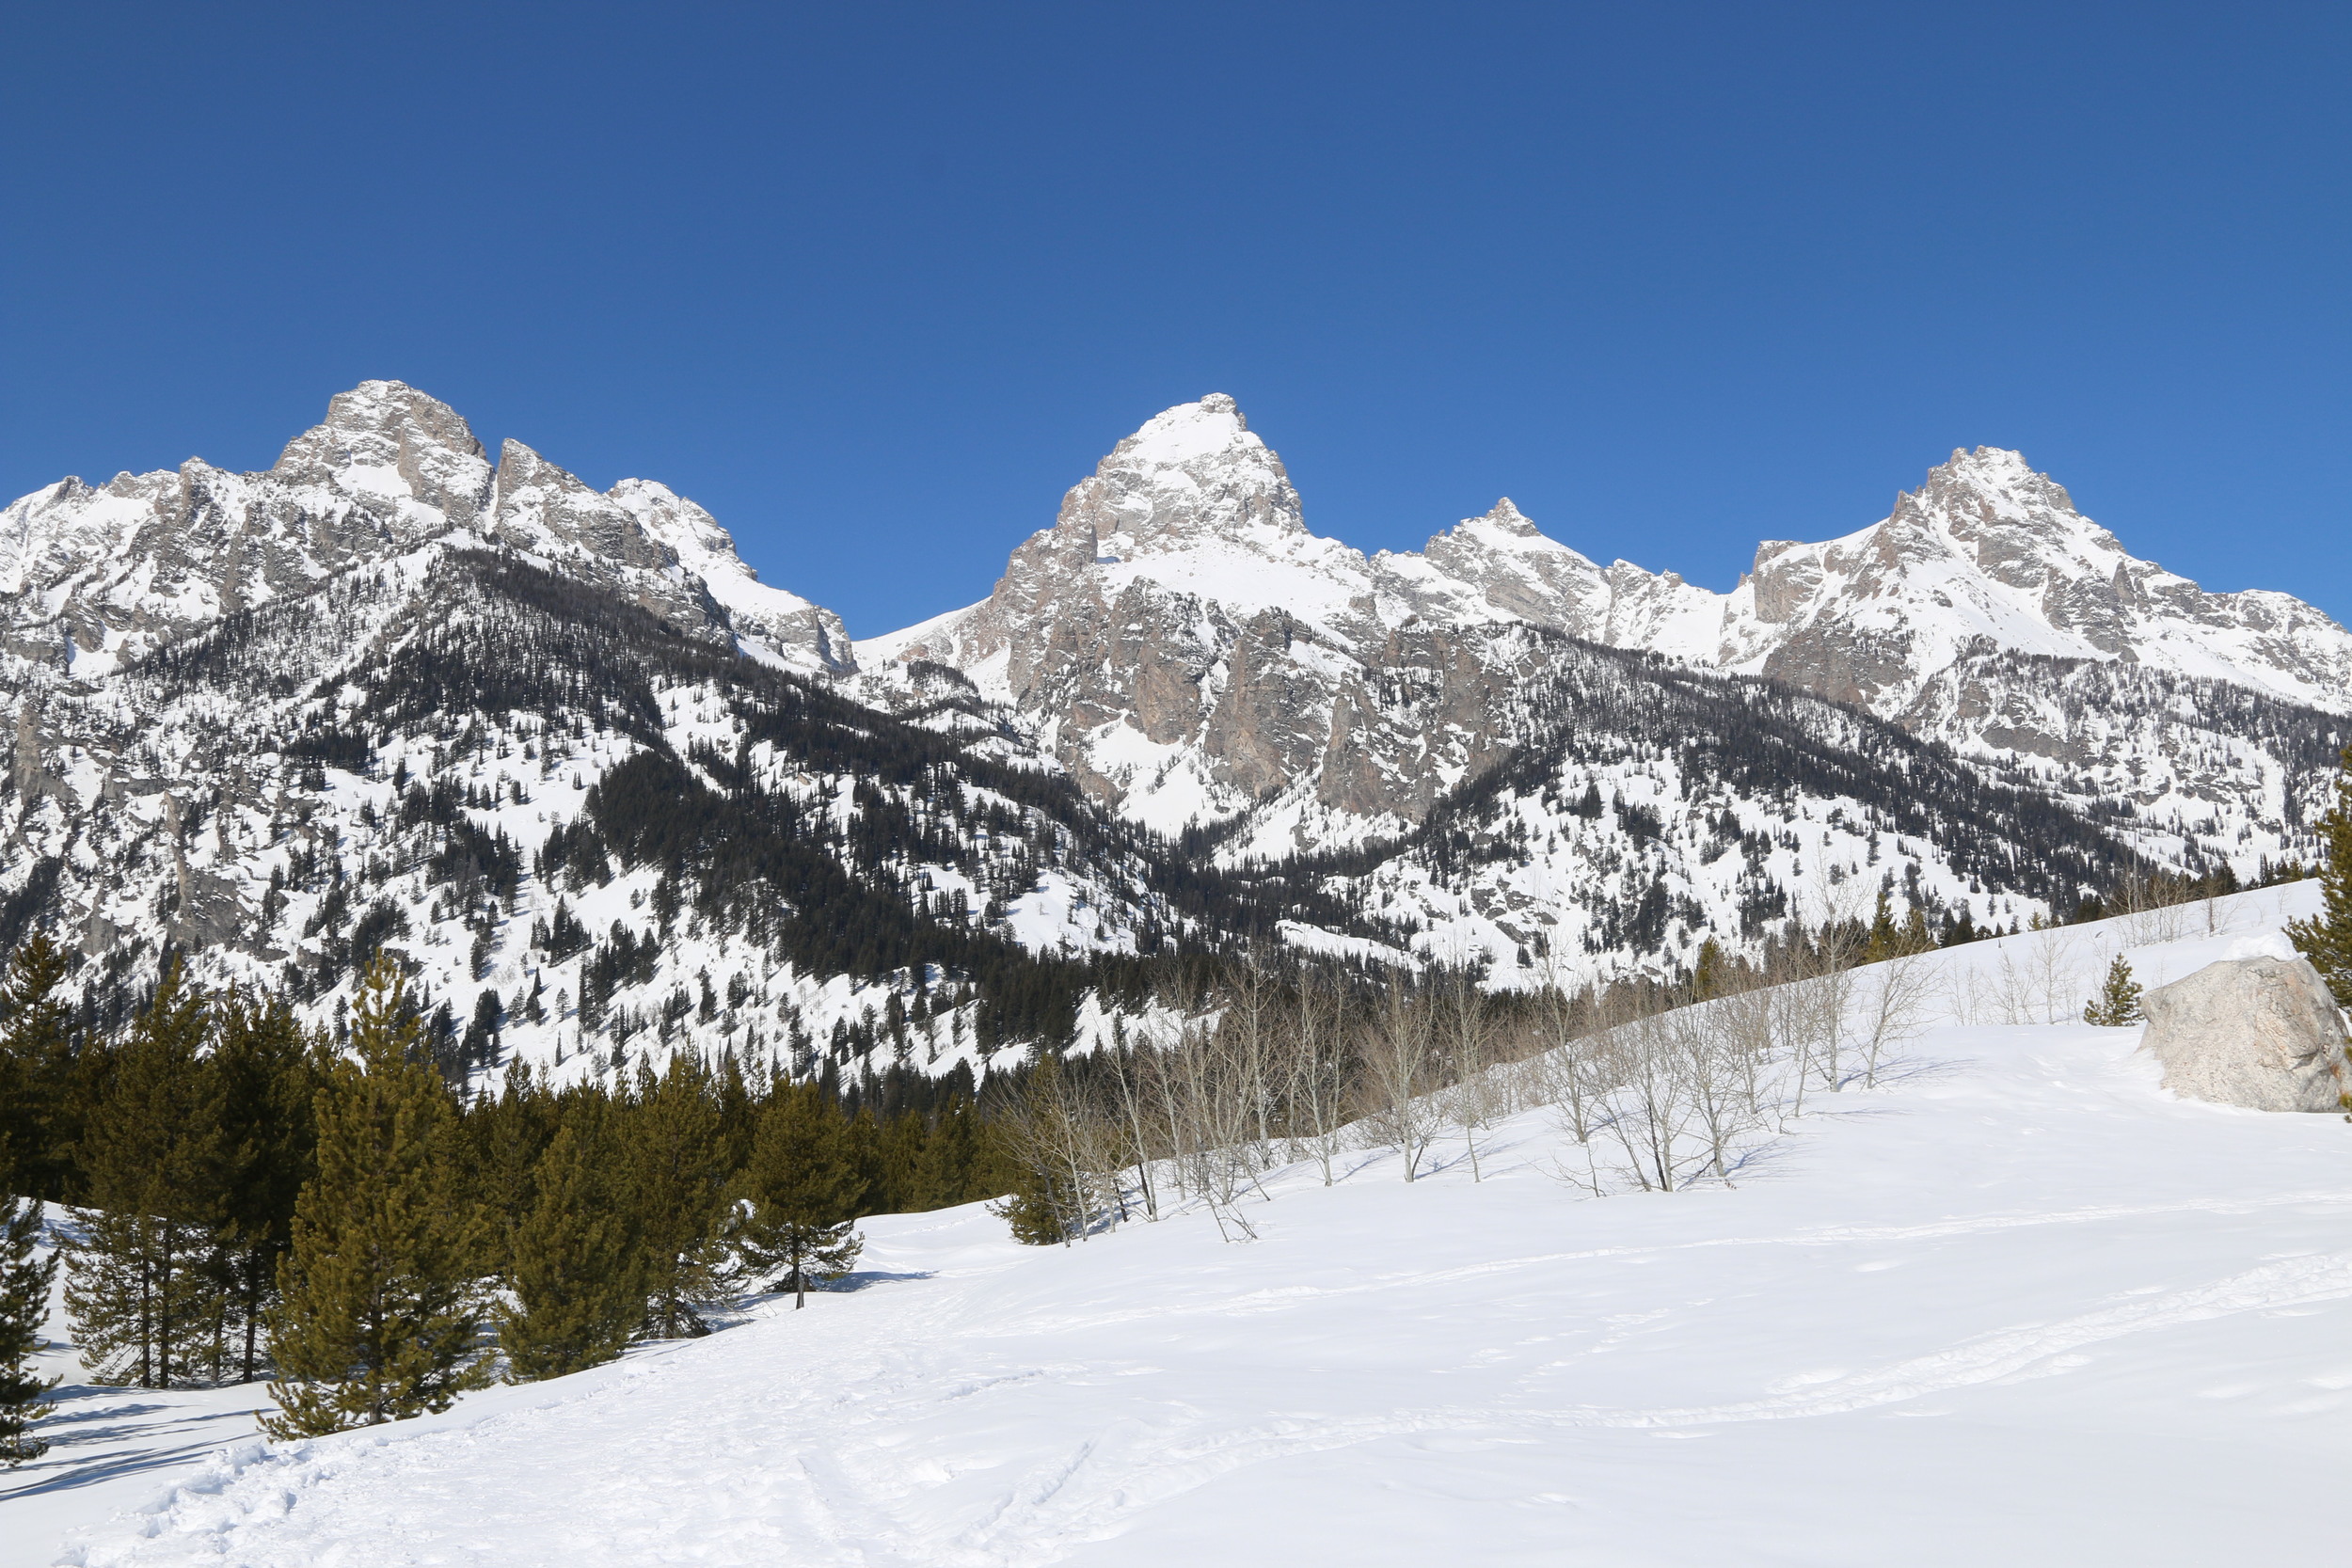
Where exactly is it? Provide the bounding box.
[1,382,2341,1085]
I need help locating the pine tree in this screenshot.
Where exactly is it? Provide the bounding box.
[620,1056,729,1338]
[845,1105,883,1214]
[2083,955,2146,1026]
[0,1193,60,1467]
[875,1110,927,1214]
[262,958,490,1438]
[0,936,82,1203]
[1862,892,1901,964]
[1690,938,1729,1000]
[63,969,229,1388]
[211,993,323,1384]
[735,1085,863,1308]
[916,1095,990,1210]
[468,1057,558,1278]
[2288,743,2352,1004]
[498,1114,641,1381]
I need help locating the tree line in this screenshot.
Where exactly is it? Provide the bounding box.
[0,944,1009,1462]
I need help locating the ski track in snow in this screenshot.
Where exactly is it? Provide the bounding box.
[64,1226,2352,1567]
[27,884,2352,1566]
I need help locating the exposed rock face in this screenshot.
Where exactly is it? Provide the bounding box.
[2138,957,2350,1112]
[866,400,2352,873]
[0,380,852,680]
[868,398,1581,838]
[1713,447,2352,714]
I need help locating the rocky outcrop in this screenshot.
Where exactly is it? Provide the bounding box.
[0,380,854,681]
[2138,957,2351,1112]
[1714,448,2352,714]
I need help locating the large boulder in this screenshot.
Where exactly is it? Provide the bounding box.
[2137,957,2350,1113]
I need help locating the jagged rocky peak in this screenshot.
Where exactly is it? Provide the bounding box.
[1467,496,1539,535]
[268,378,493,523]
[1887,446,2116,578]
[0,379,856,681]
[1730,444,2352,714]
[1058,392,1306,556]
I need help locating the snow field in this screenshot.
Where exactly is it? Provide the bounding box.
[14,885,2347,1565]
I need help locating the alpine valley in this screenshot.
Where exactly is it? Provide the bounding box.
[1,383,2343,1087]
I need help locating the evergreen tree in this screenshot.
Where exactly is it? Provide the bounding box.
[2083,955,2146,1026]
[2288,743,2352,1004]
[63,969,229,1388]
[845,1105,883,1214]
[1862,892,1900,964]
[735,1085,863,1308]
[0,937,82,1203]
[262,958,490,1438]
[211,993,323,1384]
[0,1193,59,1467]
[468,1058,558,1278]
[498,1114,641,1381]
[874,1110,927,1214]
[621,1056,730,1338]
[916,1096,992,1211]
[988,1154,1070,1247]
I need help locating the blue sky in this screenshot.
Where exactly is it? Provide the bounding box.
[5,3,2345,637]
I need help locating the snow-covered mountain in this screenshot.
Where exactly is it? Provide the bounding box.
[864,397,2345,966]
[0,381,854,681]
[0,382,2343,1071]
[0,386,1388,1091]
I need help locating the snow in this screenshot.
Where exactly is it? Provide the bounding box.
[11,885,2351,1565]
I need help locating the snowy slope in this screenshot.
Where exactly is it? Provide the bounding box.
[20,884,2352,1567]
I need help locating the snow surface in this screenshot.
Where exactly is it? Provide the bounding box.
[12,884,2352,1566]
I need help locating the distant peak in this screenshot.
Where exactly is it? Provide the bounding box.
[310,380,482,457]
[1908,445,2075,515]
[1115,395,1258,463]
[268,379,491,518]
[1481,498,1537,534]
[1053,393,1303,549]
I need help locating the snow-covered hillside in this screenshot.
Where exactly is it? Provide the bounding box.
[15,884,2350,1567]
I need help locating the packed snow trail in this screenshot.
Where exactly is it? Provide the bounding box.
[15,886,2352,1565]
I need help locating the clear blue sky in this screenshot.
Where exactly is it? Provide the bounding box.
[5,3,2346,638]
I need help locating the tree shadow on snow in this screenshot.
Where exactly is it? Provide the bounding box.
[832,1268,935,1291]
[0,1386,260,1500]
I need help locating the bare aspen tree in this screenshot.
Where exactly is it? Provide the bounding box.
[1528,961,1606,1145]
[1668,1008,1754,1182]
[1855,951,1935,1087]
[1802,899,1869,1090]
[1766,953,1821,1117]
[1281,975,1353,1186]
[1216,961,1283,1172]
[1603,1012,1704,1192]
[1432,971,1500,1180]
[1358,979,1442,1180]
[1708,984,1781,1123]
[1102,1034,1164,1221]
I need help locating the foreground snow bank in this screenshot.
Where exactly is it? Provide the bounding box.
[27,885,2352,1566]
